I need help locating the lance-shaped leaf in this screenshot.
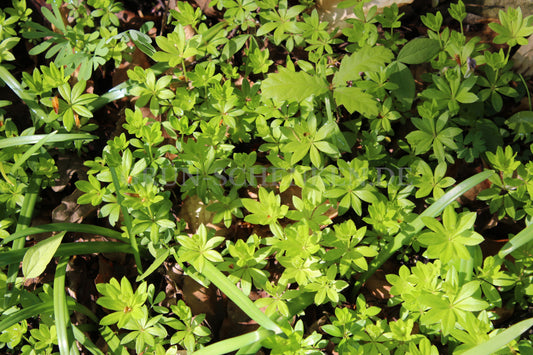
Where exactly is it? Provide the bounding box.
[23,232,66,279]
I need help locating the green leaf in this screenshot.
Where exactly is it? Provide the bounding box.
[22,231,66,279]
[332,46,394,87]
[333,87,379,117]
[42,6,66,33]
[498,223,533,258]
[397,38,441,64]
[462,318,533,355]
[388,61,415,111]
[354,170,495,294]
[0,133,96,149]
[506,111,533,140]
[261,67,329,102]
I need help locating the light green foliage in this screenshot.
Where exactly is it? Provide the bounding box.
[304,264,349,305]
[324,158,379,215]
[261,67,329,103]
[410,160,455,199]
[489,6,533,47]
[2,0,533,353]
[477,146,532,220]
[176,224,224,273]
[219,235,270,295]
[406,101,462,163]
[280,116,341,167]
[322,220,376,276]
[152,24,200,67]
[418,206,484,262]
[96,277,148,328]
[256,0,306,50]
[387,261,490,338]
[262,320,327,354]
[166,300,211,352]
[241,187,288,225]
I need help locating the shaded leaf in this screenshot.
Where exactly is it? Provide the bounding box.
[398,38,440,64]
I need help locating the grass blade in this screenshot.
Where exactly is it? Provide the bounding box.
[100,325,129,355]
[193,327,273,355]
[201,261,282,334]
[498,223,533,258]
[0,66,48,122]
[9,132,57,177]
[1,222,126,245]
[0,298,95,332]
[462,317,533,355]
[0,301,54,332]
[4,176,42,307]
[54,256,79,355]
[72,325,105,355]
[0,133,97,149]
[353,170,494,295]
[0,242,135,267]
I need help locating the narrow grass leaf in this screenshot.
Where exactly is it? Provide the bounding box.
[0,242,135,267]
[5,176,42,290]
[0,66,48,122]
[54,257,79,355]
[0,298,95,332]
[498,223,533,258]
[201,261,282,334]
[136,248,169,282]
[0,133,97,149]
[1,223,126,245]
[193,328,273,355]
[462,318,533,355]
[9,131,57,175]
[72,325,105,355]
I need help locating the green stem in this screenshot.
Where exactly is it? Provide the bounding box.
[4,176,42,307]
[54,257,79,355]
[0,161,14,186]
[109,166,143,274]
[518,73,532,111]
[181,58,189,83]
[324,95,334,123]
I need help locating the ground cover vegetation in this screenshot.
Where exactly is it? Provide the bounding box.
[0,0,533,353]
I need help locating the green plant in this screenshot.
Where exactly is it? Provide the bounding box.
[2,0,533,353]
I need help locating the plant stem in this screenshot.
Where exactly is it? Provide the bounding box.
[54,256,80,355]
[518,73,532,111]
[109,166,143,274]
[4,175,42,308]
